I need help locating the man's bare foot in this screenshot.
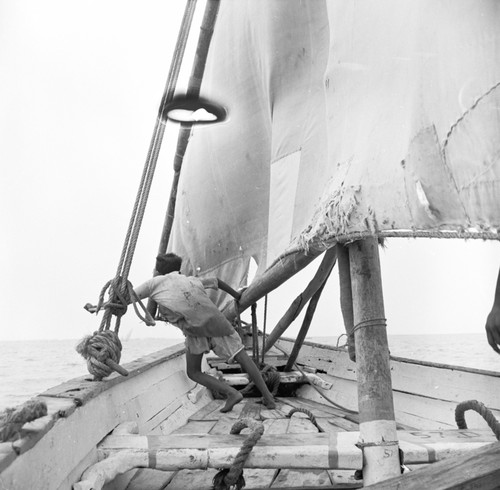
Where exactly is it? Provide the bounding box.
[220,391,243,413]
[262,397,276,410]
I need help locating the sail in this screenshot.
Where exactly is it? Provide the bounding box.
[169,0,500,296]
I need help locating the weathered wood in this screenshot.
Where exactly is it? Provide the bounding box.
[271,469,333,487]
[122,468,175,490]
[98,432,362,470]
[337,244,356,361]
[148,0,222,319]
[264,248,337,353]
[348,238,400,484]
[222,250,324,321]
[96,429,497,474]
[0,346,198,490]
[363,442,500,490]
[220,371,332,390]
[284,274,331,371]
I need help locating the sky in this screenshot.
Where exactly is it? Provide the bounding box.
[1,0,499,345]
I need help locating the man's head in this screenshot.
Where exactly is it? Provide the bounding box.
[156,253,182,275]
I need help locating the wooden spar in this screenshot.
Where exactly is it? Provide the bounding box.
[251,303,259,362]
[348,238,400,485]
[284,274,330,371]
[147,0,221,317]
[262,247,337,354]
[363,442,500,490]
[222,248,324,321]
[337,244,356,362]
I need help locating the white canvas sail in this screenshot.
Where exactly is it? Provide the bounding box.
[169,0,500,300]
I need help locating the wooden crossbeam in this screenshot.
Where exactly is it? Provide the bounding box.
[220,371,333,390]
[97,429,497,471]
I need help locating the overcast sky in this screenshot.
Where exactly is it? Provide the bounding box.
[1,0,499,345]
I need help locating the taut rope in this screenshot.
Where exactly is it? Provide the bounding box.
[79,0,197,380]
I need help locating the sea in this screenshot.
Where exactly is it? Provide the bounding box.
[1,334,499,412]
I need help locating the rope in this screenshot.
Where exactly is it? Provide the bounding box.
[287,407,324,433]
[272,342,358,415]
[239,363,281,397]
[0,399,48,443]
[352,318,387,334]
[78,1,197,377]
[455,400,500,440]
[212,418,265,490]
[76,331,127,381]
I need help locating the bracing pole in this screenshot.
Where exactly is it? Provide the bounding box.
[348,238,400,485]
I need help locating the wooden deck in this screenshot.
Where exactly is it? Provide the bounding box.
[119,396,363,490]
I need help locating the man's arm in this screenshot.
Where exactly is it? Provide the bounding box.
[486,267,500,354]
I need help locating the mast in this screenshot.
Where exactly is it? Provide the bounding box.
[348,238,401,484]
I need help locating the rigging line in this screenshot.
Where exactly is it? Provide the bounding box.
[112,0,197,287]
[117,120,164,281]
[271,342,358,415]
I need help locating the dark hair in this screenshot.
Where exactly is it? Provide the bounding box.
[156,253,182,275]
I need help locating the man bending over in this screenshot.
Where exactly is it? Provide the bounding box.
[133,253,276,412]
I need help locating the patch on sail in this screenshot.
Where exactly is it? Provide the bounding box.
[267,150,301,267]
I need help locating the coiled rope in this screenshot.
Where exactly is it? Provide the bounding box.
[287,407,324,433]
[239,363,281,397]
[212,418,265,490]
[78,1,197,380]
[455,399,500,440]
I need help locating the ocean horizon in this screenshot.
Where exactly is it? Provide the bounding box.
[1,333,499,412]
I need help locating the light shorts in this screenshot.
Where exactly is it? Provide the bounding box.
[184,330,244,362]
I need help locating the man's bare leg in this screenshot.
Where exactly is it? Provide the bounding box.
[185,352,243,412]
[234,350,276,409]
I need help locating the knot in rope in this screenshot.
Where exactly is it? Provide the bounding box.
[76,330,128,381]
[455,399,500,440]
[287,407,324,432]
[98,277,130,318]
[212,418,264,490]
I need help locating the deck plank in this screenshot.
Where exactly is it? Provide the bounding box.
[271,469,333,488]
[188,399,223,421]
[165,469,219,490]
[170,420,217,435]
[243,415,288,489]
[325,417,359,432]
[209,416,239,435]
[239,400,262,420]
[123,468,175,490]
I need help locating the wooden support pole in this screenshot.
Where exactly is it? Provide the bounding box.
[263,247,337,354]
[147,0,220,318]
[251,303,259,363]
[223,249,323,322]
[284,273,330,372]
[348,238,400,485]
[337,244,356,362]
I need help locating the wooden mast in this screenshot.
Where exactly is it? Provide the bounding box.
[147,0,221,317]
[347,238,401,485]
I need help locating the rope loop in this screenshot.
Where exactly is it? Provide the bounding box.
[212,418,264,490]
[75,330,128,381]
[352,317,387,334]
[455,399,500,440]
[287,407,324,432]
